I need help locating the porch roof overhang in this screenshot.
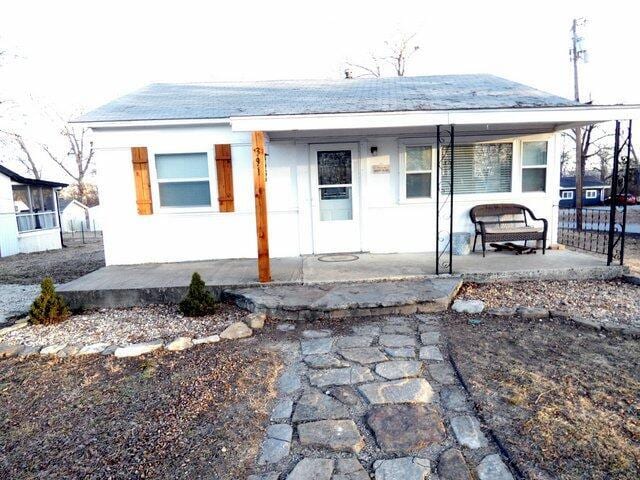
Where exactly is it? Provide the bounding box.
[230,104,640,134]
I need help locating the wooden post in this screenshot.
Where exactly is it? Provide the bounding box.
[251,131,271,282]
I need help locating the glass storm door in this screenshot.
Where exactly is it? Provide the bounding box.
[310,143,361,253]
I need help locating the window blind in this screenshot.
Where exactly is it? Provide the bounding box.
[441,143,513,194]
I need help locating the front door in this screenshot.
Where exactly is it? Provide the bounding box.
[310,143,361,253]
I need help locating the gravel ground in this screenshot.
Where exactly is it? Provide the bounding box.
[0,338,284,480]
[0,241,104,285]
[2,303,245,347]
[458,278,640,328]
[0,284,39,323]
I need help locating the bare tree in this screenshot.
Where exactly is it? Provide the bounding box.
[565,124,614,180]
[346,32,420,78]
[0,130,42,179]
[42,126,95,205]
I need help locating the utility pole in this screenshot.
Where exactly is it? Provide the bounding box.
[571,18,587,229]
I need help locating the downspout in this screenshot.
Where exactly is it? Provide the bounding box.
[55,189,66,248]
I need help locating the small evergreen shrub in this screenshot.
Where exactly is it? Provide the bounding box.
[179,272,218,317]
[29,277,71,325]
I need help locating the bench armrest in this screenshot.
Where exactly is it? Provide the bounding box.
[523,208,548,232]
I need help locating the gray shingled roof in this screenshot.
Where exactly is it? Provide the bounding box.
[77,74,578,123]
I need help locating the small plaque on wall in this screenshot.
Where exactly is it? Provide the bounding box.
[372,164,390,174]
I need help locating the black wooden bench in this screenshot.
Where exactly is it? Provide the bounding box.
[469,203,548,257]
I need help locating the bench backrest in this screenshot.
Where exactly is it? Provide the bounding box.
[469,203,528,224]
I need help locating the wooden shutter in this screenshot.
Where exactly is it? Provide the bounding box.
[131,147,153,215]
[215,144,235,212]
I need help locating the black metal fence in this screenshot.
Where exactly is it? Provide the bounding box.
[558,207,620,257]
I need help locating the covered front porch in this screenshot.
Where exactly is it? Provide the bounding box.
[58,249,624,311]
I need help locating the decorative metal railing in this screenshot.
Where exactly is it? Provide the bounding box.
[435,125,454,274]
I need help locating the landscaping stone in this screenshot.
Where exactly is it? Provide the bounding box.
[419,346,444,361]
[114,340,163,358]
[247,312,266,329]
[418,322,438,333]
[440,386,469,412]
[373,457,431,480]
[368,404,445,453]
[335,335,374,349]
[301,337,333,355]
[420,331,440,345]
[258,423,292,465]
[351,324,380,336]
[428,364,457,384]
[375,360,422,379]
[333,458,369,480]
[382,324,414,334]
[437,448,472,480]
[278,369,302,394]
[292,390,349,422]
[378,334,416,348]
[477,454,514,480]
[248,473,279,480]
[165,336,193,351]
[192,335,220,345]
[277,323,296,332]
[358,378,434,405]
[416,313,438,323]
[0,322,28,336]
[0,343,23,358]
[40,344,66,356]
[338,347,387,364]
[220,321,252,339]
[57,344,81,357]
[302,329,332,339]
[450,415,488,449]
[517,307,549,319]
[304,354,349,369]
[452,299,484,314]
[309,366,374,387]
[327,386,363,406]
[271,399,293,422]
[286,458,334,480]
[573,316,602,330]
[78,342,110,355]
[297,419,364,453]
[17,345,40,357]
[384,347,415,358]
[486,307,517,317]
[101,345,118,355]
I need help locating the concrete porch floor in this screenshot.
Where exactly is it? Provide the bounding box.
[59,249,622,293]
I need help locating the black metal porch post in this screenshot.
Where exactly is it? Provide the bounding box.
[607,121,621,265]
[436,125,441,275]
[449,125,454,274]
[619,119,632,265]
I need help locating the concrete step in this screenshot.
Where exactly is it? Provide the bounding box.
[224,278,463,321]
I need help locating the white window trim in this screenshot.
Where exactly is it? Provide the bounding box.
[148,147,219,214]
[398,140,435,203]
[585,189,598,199]
[521,140,548,193]
[561,190,574,200]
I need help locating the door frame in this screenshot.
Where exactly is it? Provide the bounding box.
[309,142,362,254]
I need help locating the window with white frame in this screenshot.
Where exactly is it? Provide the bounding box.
[441,143,513,194]
[585,189,598,199]
[522,141,547,192]
[155,152,211,207]
[561,190,574,200]
[12,185,58,232]
[403,145,432,199]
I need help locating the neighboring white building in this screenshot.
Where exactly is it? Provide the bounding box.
[88,204,102,231]
[59,199,90,232]
[0,165,67,257]
[74,74,638,269]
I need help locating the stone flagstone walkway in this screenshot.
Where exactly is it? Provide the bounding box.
[249,314,515,480]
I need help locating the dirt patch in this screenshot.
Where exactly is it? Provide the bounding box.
[458,279,640,328]
[0,241,104,285]
[442,313,640,479]
[2,303,246,347]
[0,338,283,480]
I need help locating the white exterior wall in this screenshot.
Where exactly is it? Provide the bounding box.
[94,124,561,265]
[17,229,62,254]
[0,173,20,257]
[61,202,89,232]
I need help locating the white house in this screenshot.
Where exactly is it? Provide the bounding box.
[0,165,67,257]
[59,198,90,232]
[74,74,638,278]
[88,204,102,231]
